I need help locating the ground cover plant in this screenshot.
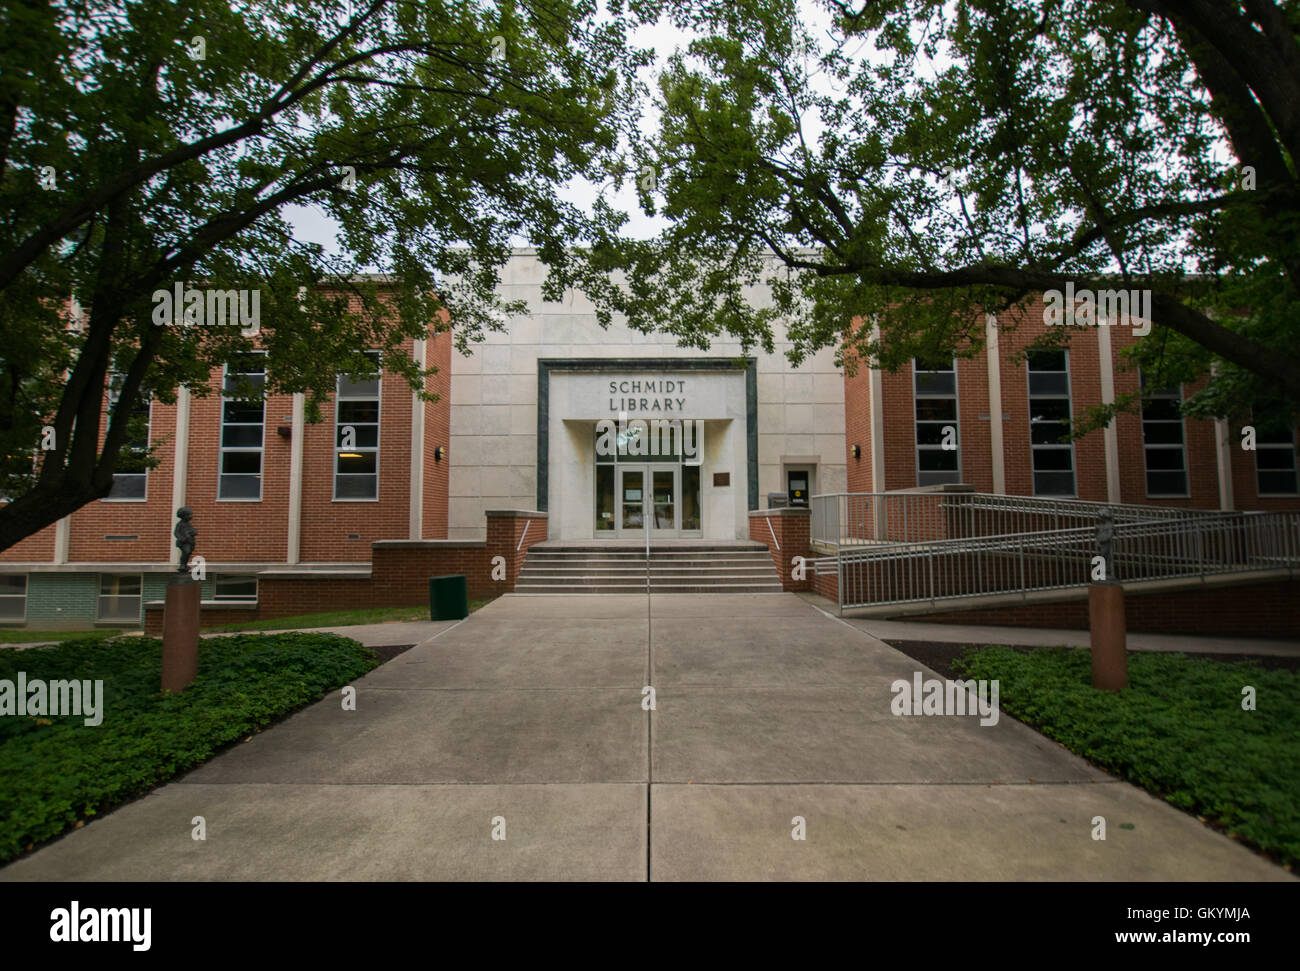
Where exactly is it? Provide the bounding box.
[0,632,378,862]
[954,646,1300,869]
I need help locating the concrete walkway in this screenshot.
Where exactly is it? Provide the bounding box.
[1,594,1290,881]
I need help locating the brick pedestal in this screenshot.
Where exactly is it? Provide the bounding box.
[1089,582,1128,691]
[161,577,201,693]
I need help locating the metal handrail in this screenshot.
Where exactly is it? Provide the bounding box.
[814,509,1300,611]
[810,491,1233,550]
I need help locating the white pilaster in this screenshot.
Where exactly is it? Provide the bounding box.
[868,320,886,493]
[287,392,305,564]
[1215,417,1235,511]
[54,517,70,564]
[169,387,191,568]
[985,313,1006,494]
[409,339,427,539]
[1096,322,1122,503]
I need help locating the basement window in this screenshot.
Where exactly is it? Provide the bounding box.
[97,574,142,622]
[213,575,258,602]
[0,575,26,623]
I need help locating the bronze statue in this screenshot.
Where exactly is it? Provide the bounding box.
[1095,507,1114,582]
[174,507,197,573]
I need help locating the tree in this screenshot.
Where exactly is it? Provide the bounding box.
[576,0,1300,432]
[0,0,652,551]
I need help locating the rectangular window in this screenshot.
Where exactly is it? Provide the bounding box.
[98,574,142,622]
[1140,370,1188,497]
[0,574,27,622]
[334,351,380,500]
[681,464,701,530]
[595,464,615,531]
[219,353,266,500]
[914,356,960,486]
[104,372,151,501]
[1027,349,1076,496]
[213,575,258,601]
[1256,419,1299,496]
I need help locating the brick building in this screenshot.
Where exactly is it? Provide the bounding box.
[845,292,1299,511]
[1,253,1297,628]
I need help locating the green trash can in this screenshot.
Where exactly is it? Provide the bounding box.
[429,574,469,620]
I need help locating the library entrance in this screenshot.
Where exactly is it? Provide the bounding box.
[541,361,755,541]
[597,461,703,539]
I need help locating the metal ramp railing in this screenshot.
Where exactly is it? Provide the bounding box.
[810,490,1230,550]
[809,502,1300,613]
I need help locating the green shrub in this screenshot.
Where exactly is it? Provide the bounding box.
[0,632,378,862]
[954,646,1300,867]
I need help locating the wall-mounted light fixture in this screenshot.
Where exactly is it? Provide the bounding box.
[276,425,292,439]
[851,444,861,460]
[434,445,446,462]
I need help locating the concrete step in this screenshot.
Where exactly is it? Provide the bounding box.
[532,543,769,552]
[517,544,784,594]
[521,566,775,576]
[514,583,785,594]
[524,557,774,566]
[519,573,779,583]
[519,561,776,572]
[517,567,778,572]
[524,553,774,560]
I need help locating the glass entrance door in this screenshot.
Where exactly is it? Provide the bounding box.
[617,464,679,537]
[651,466,677,532]
[618,466,645,536]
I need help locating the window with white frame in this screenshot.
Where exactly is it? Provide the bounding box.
[105,371,151,501]
[213,575,258,601]
[219,353,266,500]
[914,355,961,486]
[1140,370,1188,497]
[334,351,380,500]
[1027,349,1076,496]
[0,574,26,622]
[98,574,142,622]
[1255,417,1299,495]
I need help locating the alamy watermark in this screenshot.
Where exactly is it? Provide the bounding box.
[595,412,704,464]
[50,901,150,950]
[0,673,104,726]
[1043,282,1152,336]
[890,672,1000,726]
[151,283,260,334]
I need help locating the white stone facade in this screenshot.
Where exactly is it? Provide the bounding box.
[447,249,847,540]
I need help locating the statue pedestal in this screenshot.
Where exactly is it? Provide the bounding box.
[1088,582,1127,691]
[161,576,201,693]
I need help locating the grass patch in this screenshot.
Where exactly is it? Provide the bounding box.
[954,646,1300,868]
[0,628,121,645]
[0,632,378,863]
[201,599,495,633]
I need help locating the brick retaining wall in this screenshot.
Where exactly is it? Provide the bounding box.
[906,578,1300,638]
[748,507,811,591]
[144,510,547,633]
